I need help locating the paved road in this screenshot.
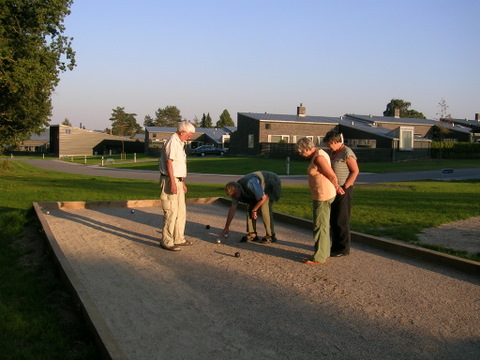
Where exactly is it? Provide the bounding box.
[17,159,480,185]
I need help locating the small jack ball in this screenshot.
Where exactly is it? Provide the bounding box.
[46,211,50,215]
[131,209,135,213]
[235,252,241,258]
[206,225,210,229]
[216,239,221,244]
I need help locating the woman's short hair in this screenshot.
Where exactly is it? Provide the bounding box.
[324,130,342,144]
[295,137,315,154]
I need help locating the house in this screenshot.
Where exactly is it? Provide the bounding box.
[229,104,477,161]
[340,115,433,161]
[144,126,234,154]
[450,114,480,142]
[229,104,340,157]
[49,125,144,158]
[18,130,50,153]
[345,114,472,143]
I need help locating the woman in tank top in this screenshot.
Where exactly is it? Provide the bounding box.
[296,138,345,264]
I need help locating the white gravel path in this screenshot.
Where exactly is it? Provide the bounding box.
[41,201,480,360]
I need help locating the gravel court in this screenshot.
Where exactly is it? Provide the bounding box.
[40,201,480,360]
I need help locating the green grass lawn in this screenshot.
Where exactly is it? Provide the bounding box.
[0,159,479,358]
[106,156,480,175]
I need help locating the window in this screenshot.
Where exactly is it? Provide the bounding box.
[399,126,413,151]
[265,124,271,129]
[65,129,71,134]
[248,134,254,148]
[347,139,377,148]
[268,135,289,143]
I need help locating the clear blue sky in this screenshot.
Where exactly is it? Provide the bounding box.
[51,0,480,130]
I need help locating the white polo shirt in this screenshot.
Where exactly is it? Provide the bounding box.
[159,132,187,178]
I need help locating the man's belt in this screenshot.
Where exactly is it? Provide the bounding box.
[161,173,184,182]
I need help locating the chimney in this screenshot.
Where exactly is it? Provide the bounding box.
[297,103,306,117]
[394,108,400,118]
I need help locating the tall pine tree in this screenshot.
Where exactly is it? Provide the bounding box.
[216,109,234,127]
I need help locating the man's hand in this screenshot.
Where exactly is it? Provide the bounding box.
[221,228,229,237]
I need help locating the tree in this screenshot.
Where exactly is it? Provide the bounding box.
[109,107,141,138]
[216,109,234,128]
[143,114,155,127]
[62,118,72,126]
[383,99,426,119]
[191,115,201,127]
[433,98,452,144]
[154,106,182,127]
[436,98,452,122]
[200,113,213,128]
[0,0,76,151]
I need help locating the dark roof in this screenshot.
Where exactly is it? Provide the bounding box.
[346,114,437,126]
[145,126,236,144]
[200,127,234,143]
[238,112,340,124]
[340,117,431,141]
[436,122,473,134]
[145,126,235,133]
[340,118,396,138]
[145,127,177,133]
[450,118,480,131]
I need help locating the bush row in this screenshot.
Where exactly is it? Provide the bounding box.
[431,142,480,159]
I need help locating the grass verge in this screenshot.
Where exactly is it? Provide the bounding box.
[108,157,480,175]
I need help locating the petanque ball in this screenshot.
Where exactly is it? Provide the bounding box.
[206,225,210,229]
[46,211,50,215]
[216,239,221,244]
[235,252,240,258]
[131,209,135,213]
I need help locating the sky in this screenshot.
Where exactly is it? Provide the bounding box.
[51,0,480,130]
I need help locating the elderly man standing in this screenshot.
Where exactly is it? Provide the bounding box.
[158,121,196,251]
[221,171,281,243]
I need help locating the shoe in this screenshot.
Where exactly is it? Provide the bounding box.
[160,243,181,251]
[240,232,259,243]
[177,240,193,246]
[260,235,277,244]
[302,258,326,265]
[330,251,348,257]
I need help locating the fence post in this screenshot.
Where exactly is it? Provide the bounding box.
[286,156,290,175]
[84,155,87,164]
[134,153,137,162]
[101,156,104,167]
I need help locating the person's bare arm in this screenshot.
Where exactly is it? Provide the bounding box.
[251,194,267,219]
[344,156,359,189]
[222,204,238,236]
[314,155,345,195]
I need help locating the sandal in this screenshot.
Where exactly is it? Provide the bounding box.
[177,240,193,246]
[302,258,326,265]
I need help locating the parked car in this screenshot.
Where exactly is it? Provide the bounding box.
[193,145,228,156]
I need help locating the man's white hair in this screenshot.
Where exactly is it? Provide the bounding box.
[178,121,195,133]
